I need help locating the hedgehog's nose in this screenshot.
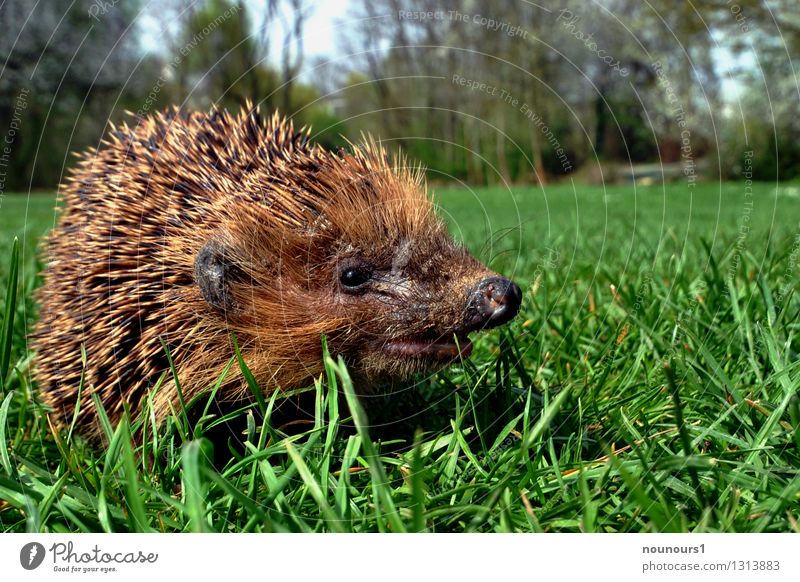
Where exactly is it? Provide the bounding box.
[464,276,522,331]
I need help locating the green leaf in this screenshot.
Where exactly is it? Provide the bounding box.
[0,237,20,393]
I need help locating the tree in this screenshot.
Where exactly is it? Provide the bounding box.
[0,0,140,189]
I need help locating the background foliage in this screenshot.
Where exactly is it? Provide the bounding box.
[1,0,799,190]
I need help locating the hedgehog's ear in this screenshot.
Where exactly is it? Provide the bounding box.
[195,239,238,312]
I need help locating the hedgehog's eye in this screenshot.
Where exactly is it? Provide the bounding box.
[339,265,372,291]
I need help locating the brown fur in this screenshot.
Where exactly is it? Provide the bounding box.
[32,104,505,440]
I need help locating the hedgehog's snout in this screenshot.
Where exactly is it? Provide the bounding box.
[463,276,522,332]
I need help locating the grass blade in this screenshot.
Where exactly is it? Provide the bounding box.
[182,439,211,532]
[0,237,20,393]
[336,355,407,533]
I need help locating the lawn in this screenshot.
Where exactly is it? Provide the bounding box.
[1,180,799,532]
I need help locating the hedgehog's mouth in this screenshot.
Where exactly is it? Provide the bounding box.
[384,332,473,361]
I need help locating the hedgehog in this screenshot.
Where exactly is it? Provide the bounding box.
[32,104,522,440]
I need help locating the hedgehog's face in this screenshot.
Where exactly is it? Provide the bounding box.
[193,150,521,388]
[323,230,522,380]
[194,215,521,386]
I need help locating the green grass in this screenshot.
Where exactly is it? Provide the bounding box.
[1,181,800,532]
